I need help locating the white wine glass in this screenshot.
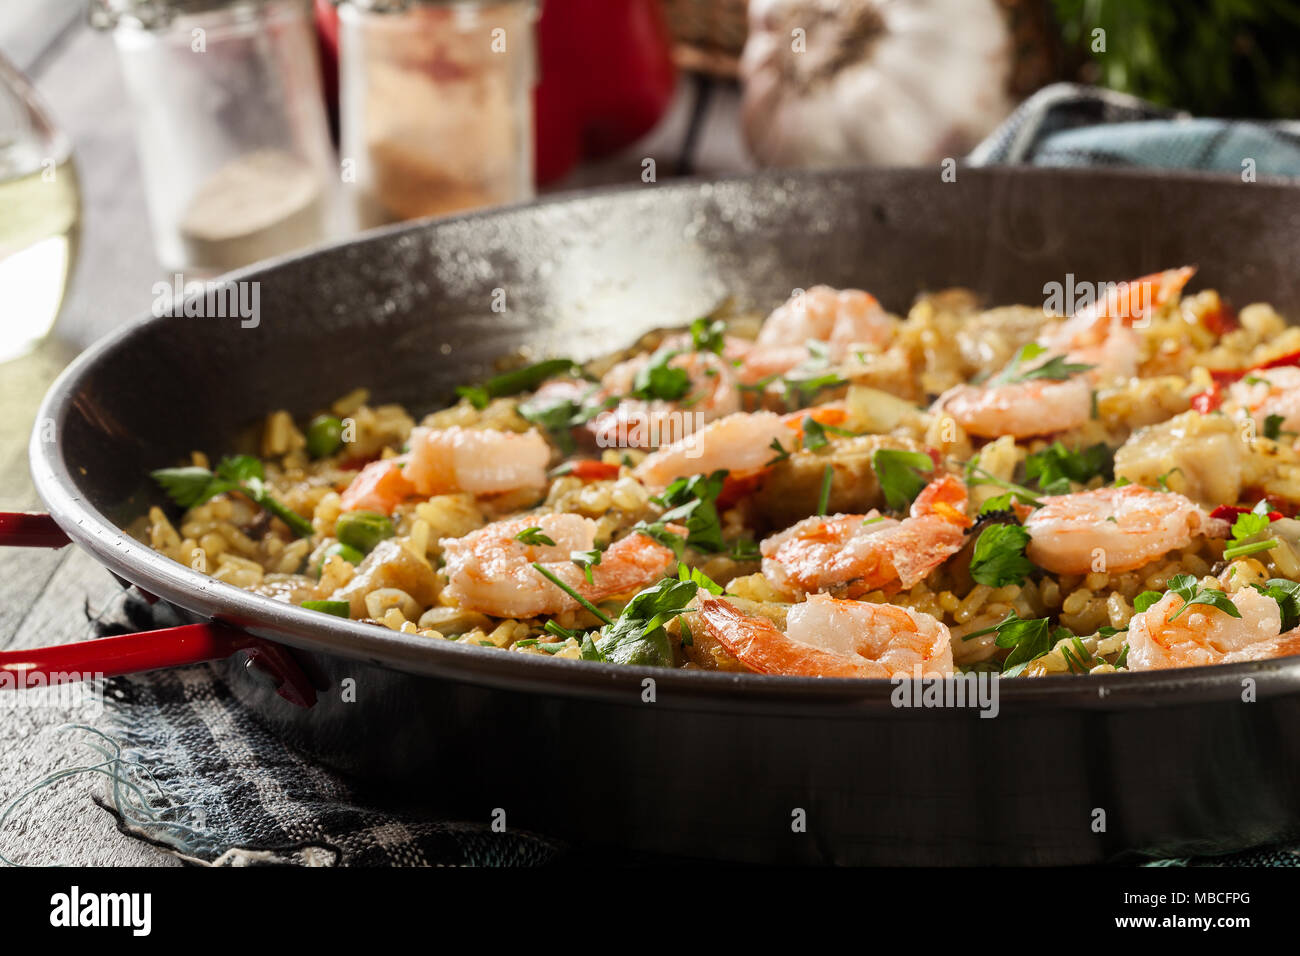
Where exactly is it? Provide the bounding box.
[0,51,80,362]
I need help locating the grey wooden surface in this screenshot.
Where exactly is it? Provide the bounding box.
[0,17,748,865]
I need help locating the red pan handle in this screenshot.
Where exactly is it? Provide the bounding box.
[0,512,71,548]
[0,622,316,707]
[0,513,316,706]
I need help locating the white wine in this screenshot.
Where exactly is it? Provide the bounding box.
[0,157,80,362]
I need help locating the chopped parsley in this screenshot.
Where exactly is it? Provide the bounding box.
[585,565,722,667]
[518,386,615,453]
[1166,573,1241,621]
[766,437,792,465]
[801,415,856,452]
[1133,590,1163,612]
[977,492,1017,515]
[530,563,614,626]
[968,524,1035,587]
[816,464,834,516]
[962,610,1066,677]
[690,316,727,354]
[1024,441,1112,495]
[991,343,1094,385]
[515,526,557,547]
[739,340,846,409]
[632,350,692,402]
[570,546,603,584]
[1252,578,1300,631]
[870,448,934,511]
[1263,413,1289,441]
[152,454,314,537]
[651,470,728,553]
[1222,500,1278,560]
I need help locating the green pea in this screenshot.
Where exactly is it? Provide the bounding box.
[335,510,394,554]
[306,414,344,458]
[327,541,365,565]
[311,540,366,577]
[302,599,351,618]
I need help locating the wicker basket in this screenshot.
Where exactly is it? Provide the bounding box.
[662,0,749,77]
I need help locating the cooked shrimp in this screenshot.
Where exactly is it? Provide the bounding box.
[695,593,954,679]
[757,286,894,352]
[732,285,895,385]
[1023,484,1227,576]
[634,410,790,491]
[440,513,676,618]
[589,349,741,449]
[1225,365,1300,436]
[402,425,550,497]
[1125,586,1300,671]
[761,473,970,596]
[1035,267,1195,383]
[1040,266,1195,351]
[340,458,416,514]
[933,375,1093,439]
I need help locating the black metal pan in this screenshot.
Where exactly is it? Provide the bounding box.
[11,166,1300,864]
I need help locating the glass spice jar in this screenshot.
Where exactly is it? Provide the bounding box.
[92,0,338,272]
[335,0,537,227]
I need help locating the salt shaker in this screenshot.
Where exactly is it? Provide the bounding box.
[335,0,537,227]
[93,0,338,272]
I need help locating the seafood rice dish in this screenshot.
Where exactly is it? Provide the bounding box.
[142,268,1300,679]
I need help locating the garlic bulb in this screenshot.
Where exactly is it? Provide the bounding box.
[740,0,1014,168]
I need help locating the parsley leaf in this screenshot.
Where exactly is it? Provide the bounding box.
[1253,578,1300,631]
[1024,441,1112,495]
[518,385,614,454]
[651,471,728,553]
[152,455,313,537]
[969,524,1035,587]
[690,317,727,354]
[992,344,1094,385]
[1222,500,1277,560]
[595,573,699,667]
[571,547,603,584]
[515,526,557,547]
[632,521,686,559]
[727,536,761,562]
[151,466,226,509]
[870,448,934,511]
[1264,414,1286,440]
[1133,590,1162,612]
[801,415,856,452]
[1166,573,1241,621]
[632,350,692,402]
[963,610,1059,677]
[766,438,792,466]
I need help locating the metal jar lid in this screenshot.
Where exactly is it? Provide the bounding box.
[332,0,534,12]
[90,0,281,30]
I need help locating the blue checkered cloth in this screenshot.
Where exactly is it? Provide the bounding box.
[973,83,1300,867]
[969,82,1300,177]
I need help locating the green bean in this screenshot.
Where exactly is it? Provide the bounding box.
[335,510,394,554]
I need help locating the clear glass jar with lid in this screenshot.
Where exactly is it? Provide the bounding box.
[335,0,537,227]
[92,0,338,272]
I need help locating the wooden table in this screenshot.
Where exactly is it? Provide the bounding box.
[0,16,749,865]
